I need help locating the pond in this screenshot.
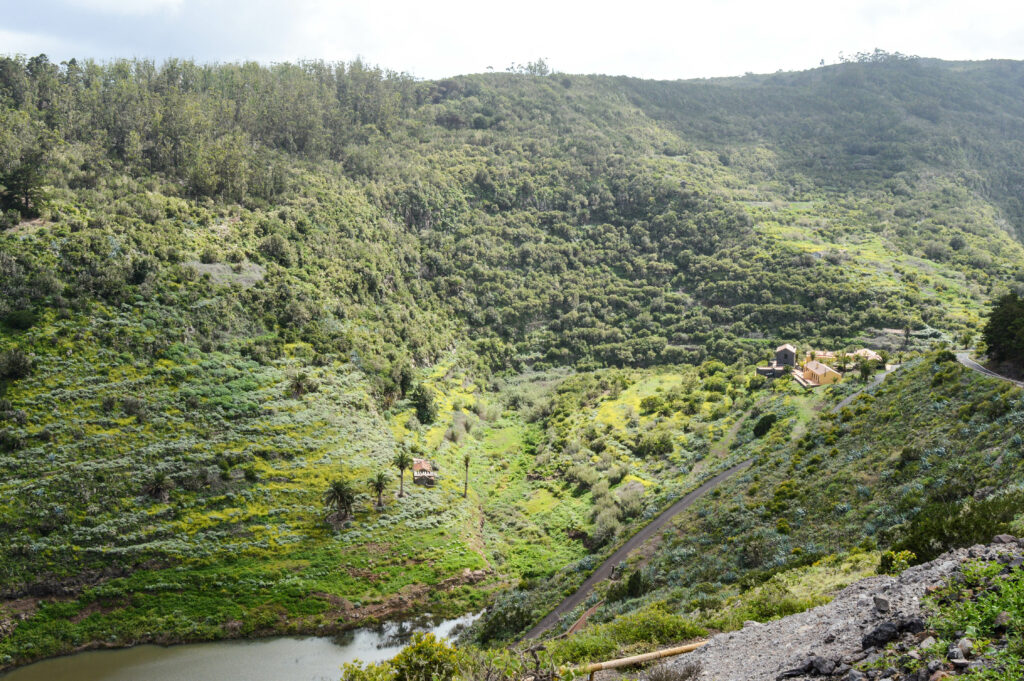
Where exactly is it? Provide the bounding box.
[0,612,479,681]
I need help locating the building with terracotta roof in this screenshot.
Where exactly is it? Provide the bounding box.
[412,458,436,486]
[802,360,842,386]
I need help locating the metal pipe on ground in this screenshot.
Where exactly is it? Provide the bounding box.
[576,641,707,677]
[520,641,707,681]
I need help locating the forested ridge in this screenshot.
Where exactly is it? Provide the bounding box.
[2,52,1024,672]
[3,54,1024,383]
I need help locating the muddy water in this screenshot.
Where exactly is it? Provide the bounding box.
[0,613,478,681]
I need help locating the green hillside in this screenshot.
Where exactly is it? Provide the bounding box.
[483,351,1022,669]
[2,52,1024,672]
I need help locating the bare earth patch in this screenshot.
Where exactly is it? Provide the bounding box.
[186,261,266,288]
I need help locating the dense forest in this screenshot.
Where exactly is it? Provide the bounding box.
[2,52,1024,674]
[3,53,1024,389]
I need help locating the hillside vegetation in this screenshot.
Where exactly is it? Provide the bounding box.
[2,52,1024,672]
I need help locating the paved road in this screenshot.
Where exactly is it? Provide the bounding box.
[830,369,894,414]
[956,352,1024,388]
[523,459,753,639]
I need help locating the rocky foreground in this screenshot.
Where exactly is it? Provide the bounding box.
[650,536,1023,681]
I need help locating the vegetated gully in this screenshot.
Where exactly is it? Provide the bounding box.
[523,459,754,640]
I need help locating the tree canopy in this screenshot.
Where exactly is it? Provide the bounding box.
[983,293,1024,366]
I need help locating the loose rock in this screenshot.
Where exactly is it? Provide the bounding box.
[993,611,1011,631]
[862,622,900,649]
[645,541,1023,680]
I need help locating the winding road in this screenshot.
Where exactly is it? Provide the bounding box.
[830,368,895,414]
[956,352,1024,388]
[523,459,753,639]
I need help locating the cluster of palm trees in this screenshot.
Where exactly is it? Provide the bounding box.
[322,448,473,524]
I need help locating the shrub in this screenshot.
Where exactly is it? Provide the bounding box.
[744,579,824,621]
[3,309,37,330]
[898,446,921,466]
[0,348,33,380]
[122,397,147,417]
[618,484,644,519]
[877,550,915,575]
[389,633,462,681]
[648,661,701,681]
[476,590,541,643]
[753,413,778,438]
[639,395,663,414]
[591,507,622,548]
[568,463,599,488]
[607,463,628,485]
[606,569,650,601]
[607,605,706,645]
[258,233,293,266]
[1,208,20,229]
[340,632,462,681]
[548,628,618,664]
[634,431,673,458]
[892,491,1024,562]
[410,383,438,424]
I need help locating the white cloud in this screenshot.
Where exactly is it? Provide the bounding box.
[65,0,183,15]
[0,28,93,57]
[5,0,1024,78]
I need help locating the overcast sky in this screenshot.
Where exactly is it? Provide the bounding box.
[3,0,1024,80]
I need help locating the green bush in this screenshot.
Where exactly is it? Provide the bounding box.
[340,632,463,681]
[639,395,663,415]
[892,491,1024,563]
[744,580,824,622]
[548,629,619,664]
[753,413,778,438]
[607,569,650,601]
[411,384,438,425]
[607,605,706,645]
[877,550,916,575]
[3,309,37,330]
[634,431,673,458]
[0,348,33,380]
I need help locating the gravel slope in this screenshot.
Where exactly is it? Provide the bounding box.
[651,537,1024,681]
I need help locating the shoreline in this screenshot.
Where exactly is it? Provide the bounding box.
[0,569,491,675]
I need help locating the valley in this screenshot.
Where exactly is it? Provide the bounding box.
[1,53,1023,679]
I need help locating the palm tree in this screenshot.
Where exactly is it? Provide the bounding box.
[393,450,412,497]
[462,452,471,498]
[324,479,355,522]
[368,471,389,510]
[143,471,172,502]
